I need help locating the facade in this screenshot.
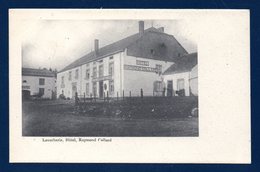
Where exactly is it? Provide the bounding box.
[162,53,198,96]
[22,68,56,99]
[57,21,192,99]
[189,64,198,96]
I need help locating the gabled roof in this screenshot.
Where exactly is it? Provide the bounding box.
[22,68,56,77]
[59,27,184,73]
[163,53,197,75]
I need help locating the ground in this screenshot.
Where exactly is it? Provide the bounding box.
[22,99,198,137]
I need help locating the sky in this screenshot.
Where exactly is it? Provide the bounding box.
[22,20,197,71]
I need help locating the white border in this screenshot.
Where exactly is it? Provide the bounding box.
[9,9,251,163]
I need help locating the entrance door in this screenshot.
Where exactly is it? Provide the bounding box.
[99,81,103,98]
[72,83,77,99]
[22,90,30,100]
[167,80,173,97]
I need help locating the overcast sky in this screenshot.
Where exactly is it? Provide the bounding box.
[22,20,197,71]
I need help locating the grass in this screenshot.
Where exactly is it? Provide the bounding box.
[22,99,198,137]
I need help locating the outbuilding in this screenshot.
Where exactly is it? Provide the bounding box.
[22,68,56,99]
[162,53,198,96]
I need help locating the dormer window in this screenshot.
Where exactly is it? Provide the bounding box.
[150,49,155,55]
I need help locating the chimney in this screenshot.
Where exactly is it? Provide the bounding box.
[94,39,99,56]
[158,27,164,33]
[139,21,144,35]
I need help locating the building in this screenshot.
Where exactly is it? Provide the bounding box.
[162,53,198,96]
[22,68,56,99]
[57,21,194,99]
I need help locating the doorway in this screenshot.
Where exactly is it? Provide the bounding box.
[167,80,173,97]
[72,83,77,99]
[99,81,103,98]
[22,90,30,100]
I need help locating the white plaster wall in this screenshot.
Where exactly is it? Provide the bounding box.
[123,54,174,96]
[57,52,123,98]
[57,50,177,98]
[190,65,198,96]
[56,66,81,99]
[114,52,124,97]
[22,75,56,99]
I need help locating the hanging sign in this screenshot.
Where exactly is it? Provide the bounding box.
[124,64,159,73]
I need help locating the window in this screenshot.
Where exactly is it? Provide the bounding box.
[156,64,162,74]
[177,79,185,90]
[75,69,79,79]
[93,67,97,78]
[39,88,44,96]
[86,63,89,67]
[69,71,72,81]
[85,69,90,80]
[109,80,114,94]
[23,80,27,83]
[109,56,113,60]
[86,83,89,96]
[153,81,163,92]
[39,78,45,85]
[93,82,97,97]
[61,76,65,88]
[150,49,155,55]
[99,65,103,77]
[109,62,114,76]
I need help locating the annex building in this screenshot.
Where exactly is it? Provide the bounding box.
[57,21,197,99]
[22,68,56,99]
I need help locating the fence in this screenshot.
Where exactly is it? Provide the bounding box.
[73,88,198,118]
[74,88,195,106]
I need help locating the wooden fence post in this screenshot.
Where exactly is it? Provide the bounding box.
[140,88,143,99]
[107,91,109,101]
[123,90,124,100]
[117,92,119,101]
[75,92,78,106]
[129,91,131,98]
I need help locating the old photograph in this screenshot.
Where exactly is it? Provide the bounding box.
[22,20,198,137]
[10,9,250,163]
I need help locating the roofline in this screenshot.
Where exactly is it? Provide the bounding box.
[22,74,56,78]
[22,67,56,77]
[58,28,194,74]
[171,35,188,54]
[163,70,190,75]
[58,50,124,74]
